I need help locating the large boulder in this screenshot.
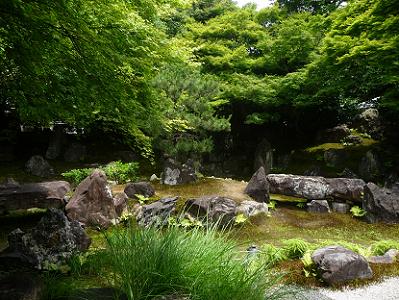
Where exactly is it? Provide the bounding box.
[65,170,120,229]
[236,200,268,218]
[325,178,365,202]
[267,174,328,199]
[135,197,178,227]
[161,159,197,185]
[311,245,372,285]
[266,174,365,202]
[25,155,54,177]
[245,167,270,203]
[253,139,273,174]
[0,208,91,270]
[184,196,237,226]
[353,108,382,139]
[124,182,155,199]
[363,182,399,223]
[0,180,70,213]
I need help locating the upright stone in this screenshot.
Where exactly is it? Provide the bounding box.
[245,167,270,203]
[25,155,54,177]
[66,170,119,229]
[254,139,273,174]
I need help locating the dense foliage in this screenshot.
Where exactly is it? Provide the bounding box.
[1,0,398,159]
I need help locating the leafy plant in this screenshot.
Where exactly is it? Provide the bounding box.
[260,244,288,266]
[371,240,399,256]
[296,202,306,209]
[268,201,277,210]
[135,194,149,205]
[234,213,248,225]
[62,161,139,185]
[282,239,310,259]
[350,206,367,217]
[61,168,93,185]
[103,161,139,184]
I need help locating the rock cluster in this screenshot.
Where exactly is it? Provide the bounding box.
[1,208,91,270]
[161,158,197,185]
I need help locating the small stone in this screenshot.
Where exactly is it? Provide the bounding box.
[368,249,399,264]
[150,174,159,182]
[25,155,54,177]
[307,200,330,213]
[236,200,268,217]
[331,202,350,214]
[124,182,155,199]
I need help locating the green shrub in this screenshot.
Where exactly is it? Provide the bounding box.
[90,226,289,300]
[62,161,139,185]
[61,168,93,185]
[103,161,139,183]
[371,240,399,256]
[261,244,288,266]
[282,239,310,259]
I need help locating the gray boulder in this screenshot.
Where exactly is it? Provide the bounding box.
[326,178,365,202]
[254,139,273,174]
[331,202,350,214]
[363,182,399,223]
[267,174,328,199]
[0,180,70,213]
[184,196,237,227]
[266,174,365,202]
[1,208,91,270]
[236,200,268,217]
[25,155,54,177]
[353,108,382,139]
[135,197,178,227]
[311,245,372,285]
[64,143,86,162]
[245,167,270,203]
[161,159,196,185]
[124,182,155,199]
[65,170,120,229]
[307,200,330,213]
[368,249,399,264]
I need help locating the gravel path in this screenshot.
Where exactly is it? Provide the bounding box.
[281,277,399,300]
[318,277,399,300]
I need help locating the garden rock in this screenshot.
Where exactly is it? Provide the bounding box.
[342,135,362,145]
[363,182,399,223]
[161,158,196,185]
[245,167,270,202]
[184,196,237,226]
[150,174,160,182]
[113,192,128,216]
[325,178,365,202]
[267,174,365,202]
[25,155,54,177]
[307,200,330,213]
[331,202,350,214]
[124,182,155,199]
[317,124,351,143]
[66,170,120,229]
[64,143,86,162]
[358,151,380,181]
[0,180,70,213]
[339,168,358,179]
[135,197,178,227]
[368,249,399,264]
[311,245,372,285]
[1,208,91,270]
[267,174,328,199]
[253,139,273,174]
[353,108,382,139]
[236,200,268,217]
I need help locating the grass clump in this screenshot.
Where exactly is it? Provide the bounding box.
[282,239,311,259]
[91,226,288,300]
